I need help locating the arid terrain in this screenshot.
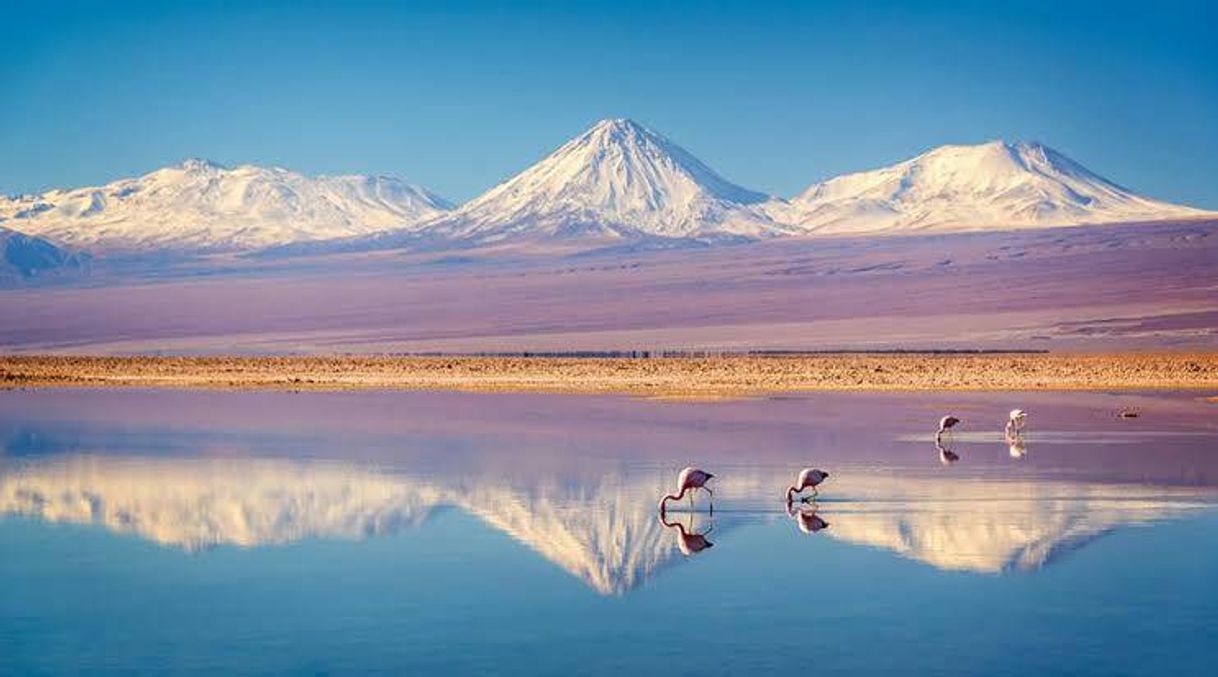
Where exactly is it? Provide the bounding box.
[3,221,1215,355]
[4,353,1217,397]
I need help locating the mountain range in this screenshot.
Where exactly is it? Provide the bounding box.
[1,119,1210,257]
[0,159,451,253]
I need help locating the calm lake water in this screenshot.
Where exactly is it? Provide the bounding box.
[2,388,1217,675]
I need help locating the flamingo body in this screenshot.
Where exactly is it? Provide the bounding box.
[677,466,713,493]
[658,466,714,514]
[786,467,830,503]
[1006,409,1028,434]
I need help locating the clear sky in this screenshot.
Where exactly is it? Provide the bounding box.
[2,0,1215,207]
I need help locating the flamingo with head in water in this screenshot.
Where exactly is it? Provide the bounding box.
[658,466,714,515]
[785,468,830,504]
[936,415,960,444]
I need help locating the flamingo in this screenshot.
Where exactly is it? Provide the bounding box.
[785,468,830,504]
[1005,409,1027,436]
[936,415,960,444]
[787,502,830,534]
[658,466,714,515]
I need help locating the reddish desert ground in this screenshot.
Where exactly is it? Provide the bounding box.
[2,220,1216,355]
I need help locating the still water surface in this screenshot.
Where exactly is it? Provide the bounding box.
[2,389,1217,675]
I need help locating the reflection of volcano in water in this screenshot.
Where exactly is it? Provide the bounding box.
[0,456,734,595]
[458,476,715,595]
[0,457,446,550]
[1,457,1214,592]
[819,473,1213,573]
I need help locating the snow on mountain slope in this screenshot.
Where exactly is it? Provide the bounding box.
[784,140,1212,235]
[428,118,790,243]
[0,159,452,252]
[0,226,84,281]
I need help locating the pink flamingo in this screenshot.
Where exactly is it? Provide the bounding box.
[936,415,961,444]
[658,466,714,515]
[785,468,830,504]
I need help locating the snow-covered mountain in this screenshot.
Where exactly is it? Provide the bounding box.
[0,159,452,252]
[784,140,1211,235]
[0,226,83,281]
[425,118,789,244]
[3,133,1211,258]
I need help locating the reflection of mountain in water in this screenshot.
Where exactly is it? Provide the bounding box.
[821,474,1212,573]
[0,456,736,595]
[0,456,445,550]
[459,474,736,595]
[461,477,682,595]
[1,457,1213,590]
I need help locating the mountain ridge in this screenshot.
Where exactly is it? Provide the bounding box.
[0,159,452,252]
[3,123,1212,256]
[783,139,1210,234]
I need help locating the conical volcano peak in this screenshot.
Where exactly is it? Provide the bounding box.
[587,117,647,133]
[177,157,228,173]
[432,119,782,242]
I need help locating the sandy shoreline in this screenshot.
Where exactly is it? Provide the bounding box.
[3,354,1217,398]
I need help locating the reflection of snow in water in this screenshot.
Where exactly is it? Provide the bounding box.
[820,473,1212,573]
[0,456,445,551]
[0,456,754,595]
[1,456,1214,593]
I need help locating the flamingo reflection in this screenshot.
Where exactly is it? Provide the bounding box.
[659,512,714,555]
[1007,432,1028,459]
[936,438,960,465]
[787,501,830,534]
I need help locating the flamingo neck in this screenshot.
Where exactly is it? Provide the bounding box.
[785,486,798,504]
[658,488,686,512]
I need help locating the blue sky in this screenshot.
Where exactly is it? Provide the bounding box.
[2,0,1215,207]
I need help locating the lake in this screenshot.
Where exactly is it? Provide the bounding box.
[2,388,1216,675]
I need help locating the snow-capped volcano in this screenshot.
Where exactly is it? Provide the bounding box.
[0,159,452,252]
[785,140,1212,234]
[430,118,789,243]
